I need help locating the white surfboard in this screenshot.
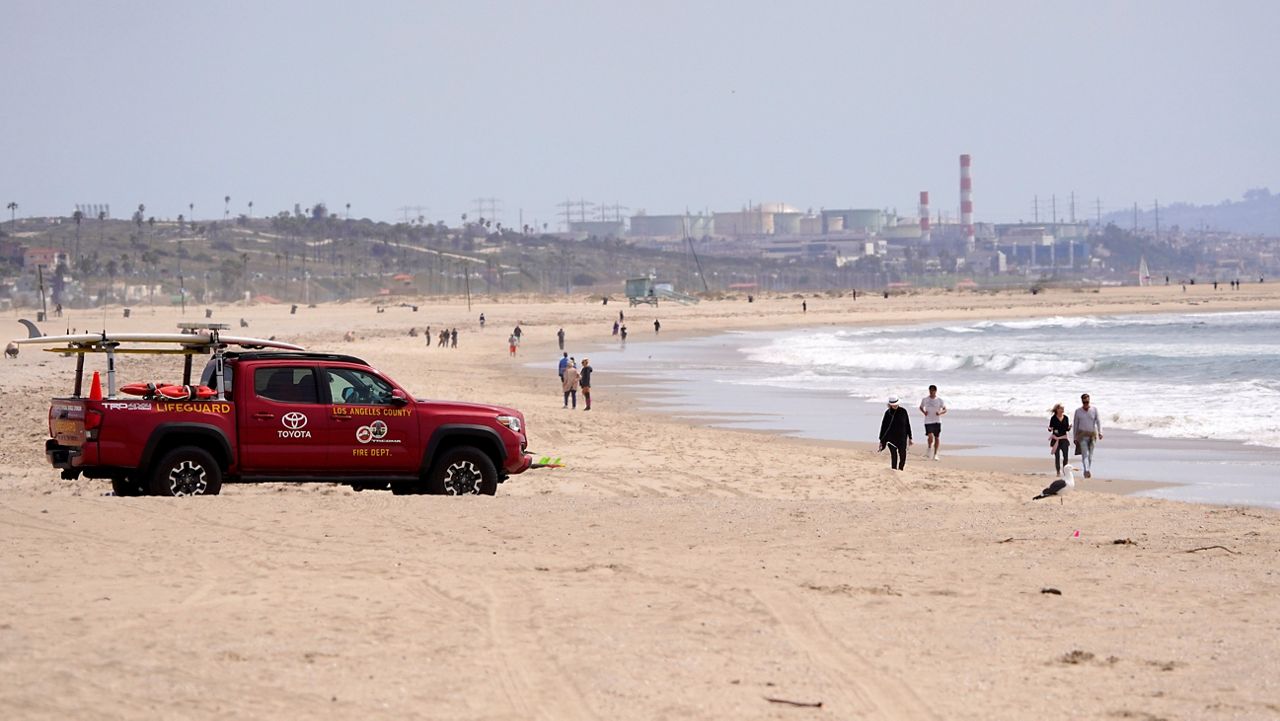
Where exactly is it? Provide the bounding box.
[15,333,304,351]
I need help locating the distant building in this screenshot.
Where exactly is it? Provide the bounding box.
[568,220,626,238]
[822,209,884,234]
[628,213,712,239]
[23,247,67,270]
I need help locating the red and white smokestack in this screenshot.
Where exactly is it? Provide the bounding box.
[960,154,974,249]
[919,191,931,242]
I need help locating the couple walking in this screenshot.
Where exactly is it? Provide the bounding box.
[1049,393,1102,478]
[558,353,592,410]
[877,385,947,470]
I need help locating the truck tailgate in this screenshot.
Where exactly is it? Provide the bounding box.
[50,399,87,447]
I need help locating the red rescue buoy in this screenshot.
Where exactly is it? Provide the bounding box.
[119,383,216,400]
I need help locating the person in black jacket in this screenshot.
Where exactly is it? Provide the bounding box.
[878,396,914,470]
[1048,403,1071,476]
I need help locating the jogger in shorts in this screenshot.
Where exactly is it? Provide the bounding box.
[919,384,947,460]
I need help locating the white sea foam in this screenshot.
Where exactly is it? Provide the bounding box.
[727,311,1280,447]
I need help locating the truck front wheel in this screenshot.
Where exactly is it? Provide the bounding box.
[426,447,498,496]
[149,447,223,497]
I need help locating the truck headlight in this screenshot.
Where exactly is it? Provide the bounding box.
[496,415,521,433]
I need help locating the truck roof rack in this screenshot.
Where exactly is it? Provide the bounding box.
[222,350,370,365]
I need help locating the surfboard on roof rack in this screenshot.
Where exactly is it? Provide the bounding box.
[10,323,305,400]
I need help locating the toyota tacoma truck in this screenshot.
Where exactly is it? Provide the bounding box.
[31,328,532,496]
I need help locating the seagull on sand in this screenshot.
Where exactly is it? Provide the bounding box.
[1032,464,1078,504]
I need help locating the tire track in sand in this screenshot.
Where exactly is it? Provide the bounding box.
[484,582,596,721]
[754,587,936,720]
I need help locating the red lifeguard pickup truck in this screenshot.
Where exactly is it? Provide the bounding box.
[36,330,532,497]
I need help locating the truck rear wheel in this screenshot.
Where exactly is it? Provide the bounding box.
[149,447,223,497]
[426,447,498,496]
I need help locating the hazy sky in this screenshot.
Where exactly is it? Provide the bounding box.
[3,1,1277,228]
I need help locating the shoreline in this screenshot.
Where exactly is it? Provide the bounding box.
[531,317,1280,507]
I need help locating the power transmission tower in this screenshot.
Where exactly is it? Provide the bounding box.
[597,202,629,222]
[1033,195,1039,223]
[472,197,502,226]
[557,198,596,231]
[1069,191,1076,223]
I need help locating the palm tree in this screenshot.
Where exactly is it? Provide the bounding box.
[248,200,254,219]
[6,201,16,227]
[224,195,231,220]
[345,202,350,220]
[98,210,106,244]
[189,202,195,223]
[72,210,84,262]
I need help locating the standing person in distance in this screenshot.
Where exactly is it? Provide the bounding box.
[1048,403,1071,477]
[562,358,580,409]
[479,313,485,329]
[558,352,569,383]
[1073,393,1102,478]
[557,327,565,351]
[878,396,913,470]
[579,358,593,410]
[653,319,661,334]
[918,384,947,460]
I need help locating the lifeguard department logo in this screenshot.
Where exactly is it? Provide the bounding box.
[356,419,398,445]
[279,412,312,438]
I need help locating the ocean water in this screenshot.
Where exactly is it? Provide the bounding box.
[580,310,1280,508]
[735,311,1280,448]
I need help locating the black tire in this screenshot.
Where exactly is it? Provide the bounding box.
[426,447,498,496]
[149,447,223,497]
[110,476,147,497]
[390,482,420,495]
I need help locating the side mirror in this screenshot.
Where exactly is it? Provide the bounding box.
[390,389,410,405]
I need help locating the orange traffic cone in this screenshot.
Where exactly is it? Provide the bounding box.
[89,371,103,401]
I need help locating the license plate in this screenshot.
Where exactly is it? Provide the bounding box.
[53,419,84,445]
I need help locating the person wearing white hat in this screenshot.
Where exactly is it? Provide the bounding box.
[878,396,914,470]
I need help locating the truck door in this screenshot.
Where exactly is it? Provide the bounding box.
[238,365,329,472]
[323,366,419,474]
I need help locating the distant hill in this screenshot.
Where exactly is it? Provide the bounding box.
[1104,189,1280,236]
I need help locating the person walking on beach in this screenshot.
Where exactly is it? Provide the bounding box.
[513,324,523,343]
[1073,393,1102,478]
[580,358,593,410]
[562,359,580,409]
[802,300,807,313]
[479,313,485,329]
[557,328,565,351]
[450,328,458,348]
[653,319,661,334]
[612,320,620,336]
[620,324,628,347]
[878,397,913,470]
[558,352,569,382]
[918,385,947,460]
[508,333,519,357]
[1048,403,1071,477]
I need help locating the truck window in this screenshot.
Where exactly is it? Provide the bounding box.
[326,368,395,406]
[255,367,320,404]
[199,358,233,392]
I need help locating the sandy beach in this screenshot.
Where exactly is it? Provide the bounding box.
[3,283,1280,720]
